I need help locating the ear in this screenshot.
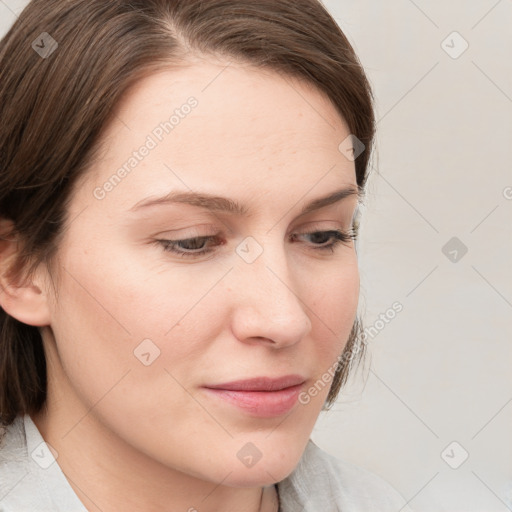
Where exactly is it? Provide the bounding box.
[0,219,52,326]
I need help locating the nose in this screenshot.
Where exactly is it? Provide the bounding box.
[228,243,313,348]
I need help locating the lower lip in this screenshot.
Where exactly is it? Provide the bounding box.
[203,384,304,418]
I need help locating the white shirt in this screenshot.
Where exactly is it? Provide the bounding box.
[0,415,414,511]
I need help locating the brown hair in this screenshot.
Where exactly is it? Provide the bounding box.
[0,0,375,426]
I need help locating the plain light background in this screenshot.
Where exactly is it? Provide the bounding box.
[1,1,511,511]
[315,2,512,511]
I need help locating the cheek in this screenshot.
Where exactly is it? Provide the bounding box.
[300,260,359,407]
[48,252,222,460]
[50,244,227,394]
[308,259,359,345]
[53,233,358,361]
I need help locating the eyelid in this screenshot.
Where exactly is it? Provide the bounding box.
[292,219,349,234]
[153,212,352,240]
[155,224,219,238]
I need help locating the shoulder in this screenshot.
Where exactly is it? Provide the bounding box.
[278,439,414,512]
[0,415,48,511]
[0,415,87,512]
[0,415,34,502]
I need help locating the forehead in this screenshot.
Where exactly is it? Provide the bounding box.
[107,60,349,147]
[77,60,356,214]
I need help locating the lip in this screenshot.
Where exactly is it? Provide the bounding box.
[203,375,306,418]
[205,375,306,392]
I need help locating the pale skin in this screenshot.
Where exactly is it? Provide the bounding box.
[0,57,361,511]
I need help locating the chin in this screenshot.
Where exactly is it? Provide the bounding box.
[218,444,305,488]
[223,465,296,488]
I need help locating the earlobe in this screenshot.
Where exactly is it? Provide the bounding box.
[0,280,52,327]
[0,220,52,327]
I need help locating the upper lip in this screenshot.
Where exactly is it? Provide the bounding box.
[204,375,306,392]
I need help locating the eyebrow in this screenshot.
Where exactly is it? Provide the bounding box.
[128,186,360,217]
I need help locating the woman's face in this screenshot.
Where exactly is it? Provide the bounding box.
[39,59,360,487]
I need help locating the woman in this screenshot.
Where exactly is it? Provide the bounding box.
[0,0,413,510]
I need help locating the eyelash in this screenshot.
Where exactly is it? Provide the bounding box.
[154,228,357,259]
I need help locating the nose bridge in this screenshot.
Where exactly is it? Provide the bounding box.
[229,234,312,345]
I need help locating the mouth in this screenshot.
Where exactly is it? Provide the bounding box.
[202,375,306,418]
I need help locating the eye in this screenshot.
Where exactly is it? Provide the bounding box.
[290,229,357,253]
[155,235,222,258]
[154,226,357,259]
